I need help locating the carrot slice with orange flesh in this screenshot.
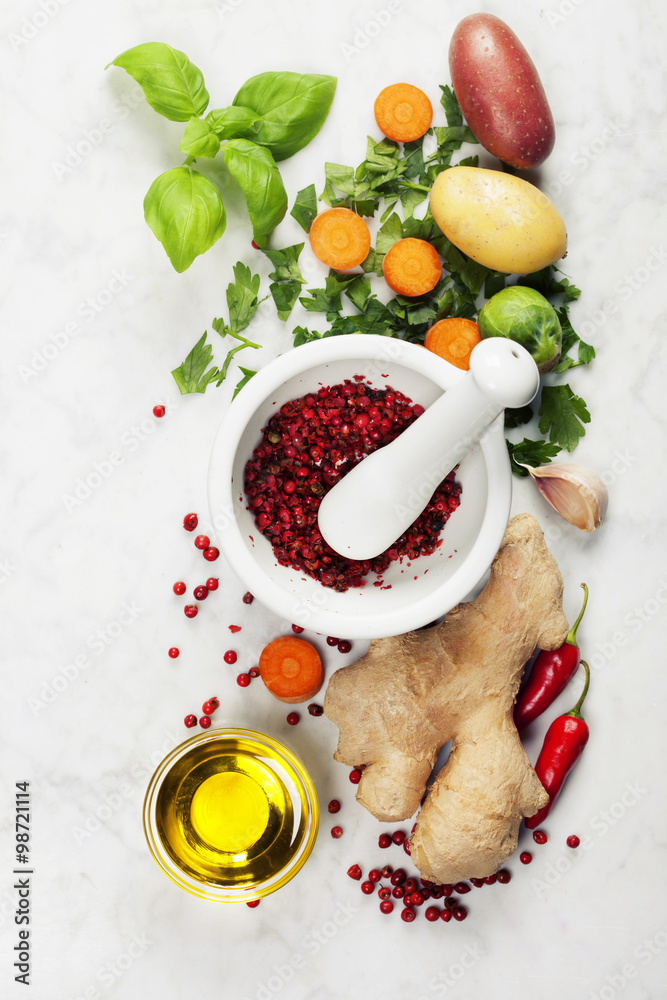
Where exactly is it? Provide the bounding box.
[382,238,441,297]
[308,208,371,271]
[258,636,324,704]
[424,318,482,371]
[374,84,433,142]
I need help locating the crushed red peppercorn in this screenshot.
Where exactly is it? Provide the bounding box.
[244,379,462,591]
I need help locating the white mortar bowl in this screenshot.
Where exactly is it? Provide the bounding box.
[207,335,511,639]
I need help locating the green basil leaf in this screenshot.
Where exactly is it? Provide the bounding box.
[290,184,317,232]
[223,139,287,247]
[108,43,209,122]
[179,118,221,158]
[205,105,260,139]
[232,72,336,160]
[143,167,226,272]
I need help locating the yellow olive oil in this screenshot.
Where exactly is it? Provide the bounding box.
[155,735,308,888]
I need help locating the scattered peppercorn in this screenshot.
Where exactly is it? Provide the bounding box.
[206,577,219,591]
[331,826,343,839]
[193,585,209,601]
[328,800,341,814]
[237,673,250,687]
[184,714,197,728]
[199,716,211,729]
[337,639,352,654]
[520,852,532,865]
[173,581,186,595]
[246,899,260,908]
[224,650,237,664]
[153,404,165,418]
[378,833,392,849]
[168,647,180,659]
[194,535,210,550]
[184,604,198,618]
[567,834,581,849]
[286,712,300,726]
[291,624,304,634]
[347,864,362,880]
[307,703,323,716]
[349,769,362,784]
[183,513,198,531]
[496,869,511,884]
[533,830,548,845]
[203,547,220,561]
[242,592,254,604]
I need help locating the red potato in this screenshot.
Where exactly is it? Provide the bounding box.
[449,13,555,169]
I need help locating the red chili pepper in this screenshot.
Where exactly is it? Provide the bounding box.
[514,583,588,732]
[525,660,590,830]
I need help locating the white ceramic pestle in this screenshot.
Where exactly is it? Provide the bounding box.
[317,339,540,560]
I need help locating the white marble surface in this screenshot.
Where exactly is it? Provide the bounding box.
[2,0,667,997]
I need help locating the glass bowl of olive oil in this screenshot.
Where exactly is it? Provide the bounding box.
[143,728,319,902]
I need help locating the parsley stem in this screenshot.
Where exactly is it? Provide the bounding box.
[398,180,431,193]
[226,331,261,349]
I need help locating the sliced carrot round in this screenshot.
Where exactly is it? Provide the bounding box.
[374,83,433,142]
[258,636,324,704]
[424,318,481,371]
[308,208,371,271]
[382,238,441,297]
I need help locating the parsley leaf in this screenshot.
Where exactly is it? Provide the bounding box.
[439,85,462,126]
[290,184,317,232]
[504,405,534,429]
[292,325,321,346]
[299,274,358,319]
[171,332,220,394]
[216,262,263,335]
[506,438,561,476]
[262,243,306,321]
[538,384,591,451]
[233,366,256,398]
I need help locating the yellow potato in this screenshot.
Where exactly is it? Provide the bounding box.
[430,166,567,274]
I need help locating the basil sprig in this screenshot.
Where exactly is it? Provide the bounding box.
[108,43,336,271]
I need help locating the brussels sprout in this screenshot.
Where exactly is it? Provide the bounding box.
[478,285,562,373]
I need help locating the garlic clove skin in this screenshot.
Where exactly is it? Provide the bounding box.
[520,463,608,531]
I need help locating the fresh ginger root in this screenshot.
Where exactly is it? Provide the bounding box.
[324,513,569,883]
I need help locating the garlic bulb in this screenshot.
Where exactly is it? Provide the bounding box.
[521,463,608,531]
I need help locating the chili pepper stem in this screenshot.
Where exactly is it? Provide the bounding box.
[565,583,589,647]
[567,660,590,720]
